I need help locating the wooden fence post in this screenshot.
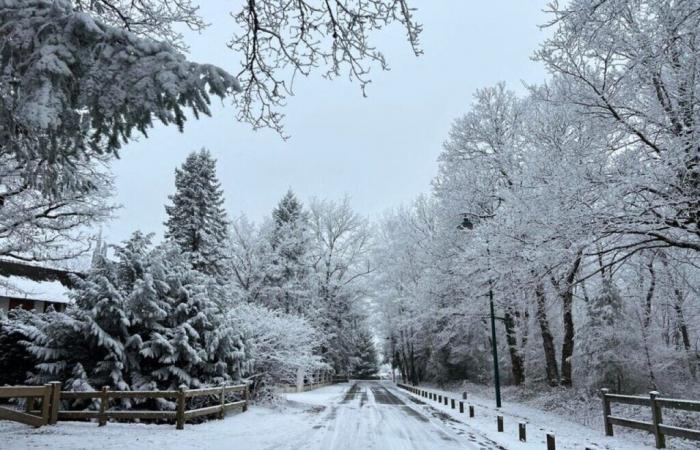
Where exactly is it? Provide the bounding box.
[451,398,455,409]
[242,385,249,412]
[219,386,226,419]
[649,391,665,449]
[497,415,503,432]
[40,384,52,425]
[601,388,613,436]
[518,422,526,442]
[459,401,464,413]
[469,405,474,417]
[438,394,442,403]
[49,381,61,425]
[462,392,467,400]
[546,433,556,450]
[176,387,186,430]
[443,396,448,406]
[98,386,109,427]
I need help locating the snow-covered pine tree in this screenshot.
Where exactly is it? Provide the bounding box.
[576,280,644,392]
[351,328,379,379]
[64,236,134,391]
[164,149,230,277]
[0,308,46,385]
[138,242,245,389]
[263,190,313,315]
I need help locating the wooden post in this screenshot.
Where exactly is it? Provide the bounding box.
[49,381,61,425]
[219,386,226,419]
[176,387,186,430]
[242,385,249,412]
[40,384,52,425]
[469,405,474,417]
[518,422,526,442]
[459,401,464,413]
[98,386,109,427]
[601,388,613,436]
[546,433,556,450]
[497,415,503,432]
[443,396,448,406]
[462,392,467,400]
[649,391,665,449]
[450,398,455,409]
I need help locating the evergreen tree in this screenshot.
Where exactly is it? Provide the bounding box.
[164,149,229,276]
[263,190,313,315]
[351,329,379,378]
[577,280,643,392]
[24,233,247,399]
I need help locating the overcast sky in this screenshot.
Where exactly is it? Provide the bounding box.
[105,2,550,243]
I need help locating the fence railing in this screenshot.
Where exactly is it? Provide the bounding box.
[0,383,59,427]
[1,383,248,430]
[601,388,700,448]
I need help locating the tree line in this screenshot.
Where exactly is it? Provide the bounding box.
[0,149,378,399]
[374,0,700,396]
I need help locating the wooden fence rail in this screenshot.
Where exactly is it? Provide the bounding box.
[602,388,700,448]
[0,383,248,430]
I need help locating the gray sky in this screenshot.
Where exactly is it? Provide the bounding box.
[105,1,550,243]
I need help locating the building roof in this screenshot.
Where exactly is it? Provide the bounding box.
[0,259,81,304]
[0,275,71,304]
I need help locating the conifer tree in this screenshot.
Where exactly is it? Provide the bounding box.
[352,329,379,378]
[264,190,313,315]
[164,149,229,276]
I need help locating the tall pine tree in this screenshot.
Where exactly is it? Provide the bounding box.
[264,190,313,315]
[165,149,229,276]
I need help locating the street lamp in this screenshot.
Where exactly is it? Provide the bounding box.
[462,214,502,409]
[488,284,502,408]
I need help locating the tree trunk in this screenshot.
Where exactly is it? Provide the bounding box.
[535,281,559,386]
[673,288,697,380]
[558,252,582,388]
[644,256,656,328]
[503,307,525,385]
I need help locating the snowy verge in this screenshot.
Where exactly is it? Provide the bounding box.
[0,383,350,450]
[402,383,700,450]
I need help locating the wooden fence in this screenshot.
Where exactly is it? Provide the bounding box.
[0,383,248,430]
[602,388,700,448]
[0,382,59,427]
[278,373,337,393]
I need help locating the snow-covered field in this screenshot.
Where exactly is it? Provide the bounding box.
[0,381,673,449]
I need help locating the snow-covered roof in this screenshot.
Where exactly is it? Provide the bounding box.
[0,274,72,304]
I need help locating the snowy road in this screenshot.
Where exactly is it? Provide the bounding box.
[278,381,483,450]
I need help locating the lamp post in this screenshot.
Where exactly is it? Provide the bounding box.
[462,213,502,408]
[489,283,502,408]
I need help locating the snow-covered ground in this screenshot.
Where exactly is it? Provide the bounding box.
[0,381,672,449]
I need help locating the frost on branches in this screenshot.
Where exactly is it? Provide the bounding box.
[373,4,700,397]
[0,0,240,190]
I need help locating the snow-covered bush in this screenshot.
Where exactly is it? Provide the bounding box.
[226,302,325,396]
